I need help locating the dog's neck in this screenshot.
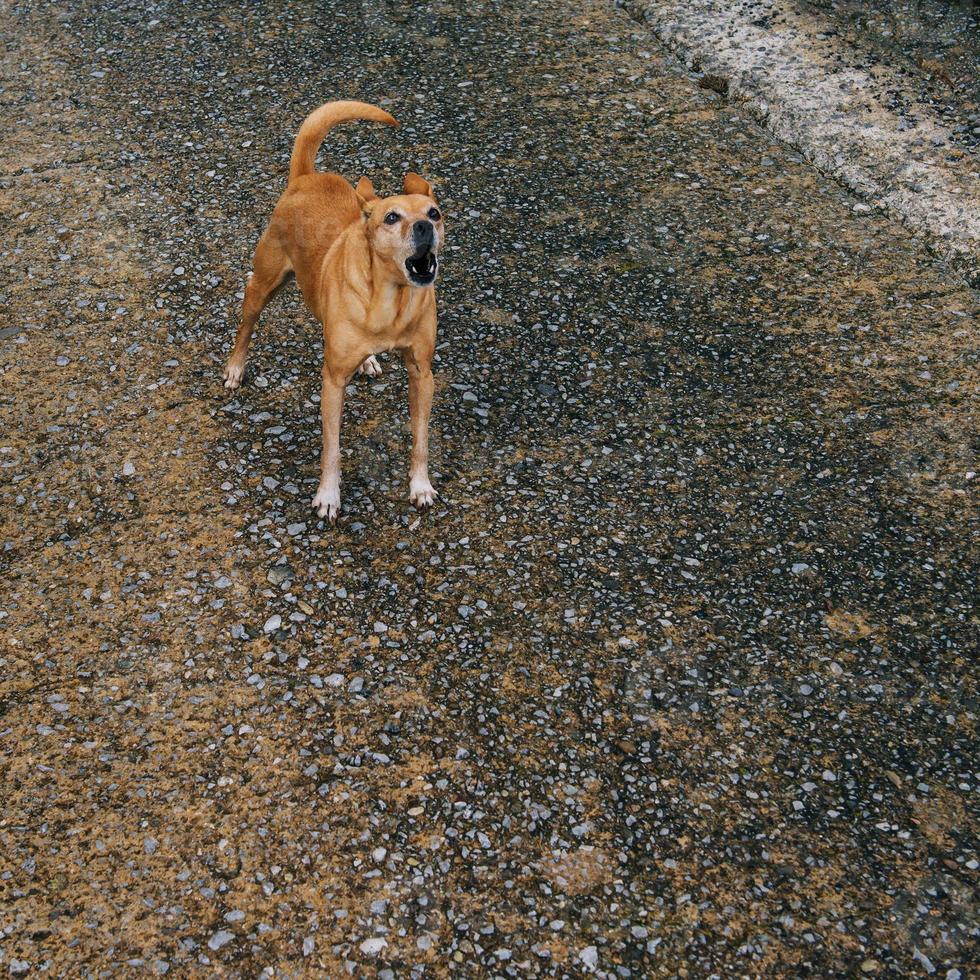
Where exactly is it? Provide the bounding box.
[353,223,412,329]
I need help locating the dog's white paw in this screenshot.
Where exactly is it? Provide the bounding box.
[224,362,244,389]
[410,478,437,510]
[312,485,341,523]
[357,355,383,378]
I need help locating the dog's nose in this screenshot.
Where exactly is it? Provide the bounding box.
[413,220,434,244]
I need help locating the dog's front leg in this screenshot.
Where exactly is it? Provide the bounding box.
[312,367,346,523]
[403,347,437,509]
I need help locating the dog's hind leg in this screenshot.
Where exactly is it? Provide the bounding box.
[356,355,383,377]
[224,230,292,389]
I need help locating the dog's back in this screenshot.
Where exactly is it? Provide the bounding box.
[269,173,360,303]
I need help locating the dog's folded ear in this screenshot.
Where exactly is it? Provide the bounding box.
[403,172,434,197]
[355,176,379,207]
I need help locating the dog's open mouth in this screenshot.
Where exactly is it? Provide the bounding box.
[405,250,438,286]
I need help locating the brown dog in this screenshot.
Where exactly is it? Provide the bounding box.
[223,100,443,522]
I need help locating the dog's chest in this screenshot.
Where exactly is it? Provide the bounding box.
[365,288,429,340]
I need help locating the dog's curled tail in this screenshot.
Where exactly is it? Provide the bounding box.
[288,100,398,182]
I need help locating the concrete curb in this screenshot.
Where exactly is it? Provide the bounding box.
[621,0,980,288]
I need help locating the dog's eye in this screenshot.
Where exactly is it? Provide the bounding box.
[384,211,400,225]
[427,207,441,222]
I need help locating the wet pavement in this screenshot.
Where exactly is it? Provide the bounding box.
[0,0,977,976]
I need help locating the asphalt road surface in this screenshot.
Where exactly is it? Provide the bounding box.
[1,0,976,976]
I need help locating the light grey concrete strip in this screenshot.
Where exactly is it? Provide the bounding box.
[622,0,980,286]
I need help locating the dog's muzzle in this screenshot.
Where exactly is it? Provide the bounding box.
[406,220,438,286]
